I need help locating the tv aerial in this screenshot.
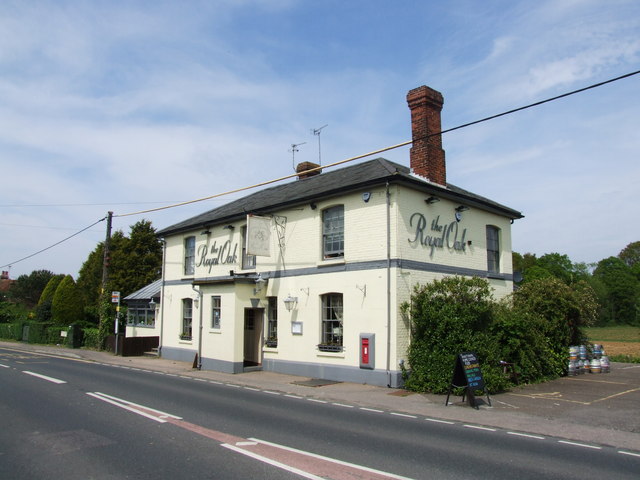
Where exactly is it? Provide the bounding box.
[289,142,306,172]
[311,124,328,165]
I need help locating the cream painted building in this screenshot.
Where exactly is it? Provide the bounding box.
[150,85,523,387]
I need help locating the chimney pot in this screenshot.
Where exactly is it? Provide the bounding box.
[407,85,446,185]
[296,161,322,180]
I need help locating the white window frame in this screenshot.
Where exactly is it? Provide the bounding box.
[486,225,500,274]
[322,205,344,259]
[211,295,221,329]
[182,298,193,339]
[320,293,343,351]
[184,236,196,275]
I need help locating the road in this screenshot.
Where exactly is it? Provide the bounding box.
[1,346,638,479]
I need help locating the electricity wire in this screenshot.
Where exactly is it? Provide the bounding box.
[3,69,638,267]
[0,217,106,269]
[115,69,640,218]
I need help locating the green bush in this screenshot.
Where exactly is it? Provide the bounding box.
[0,322,23,340]
[402,276,596,394]
[51,275,85,326]
[82,328,101,349]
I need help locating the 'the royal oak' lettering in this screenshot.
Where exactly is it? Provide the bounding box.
[408,213,468,257]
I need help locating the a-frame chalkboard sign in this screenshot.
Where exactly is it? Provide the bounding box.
[445,352,491,409]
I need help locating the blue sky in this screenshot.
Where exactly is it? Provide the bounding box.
[1,0,639,279]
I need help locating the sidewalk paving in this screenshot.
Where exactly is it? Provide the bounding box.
[2,341,639,452]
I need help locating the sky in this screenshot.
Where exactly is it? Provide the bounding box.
[1,0,639,279]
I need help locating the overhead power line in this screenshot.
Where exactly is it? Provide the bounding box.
[116,69,640,218]
[3,69,638,268]
[0,217,106,269]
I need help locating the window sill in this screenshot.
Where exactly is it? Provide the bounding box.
[317,258,345,268]
[209,329,222,334]
[127,324,156,328]
[487,272,506,280]
[317,344,344,353]
[316,351,345,359]
[263,347,278,353]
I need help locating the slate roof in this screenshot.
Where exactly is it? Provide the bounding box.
[157,158,523,237]
[123,279,162,301]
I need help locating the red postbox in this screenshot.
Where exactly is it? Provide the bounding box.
[361,338,369,364]
[359,333,374,370]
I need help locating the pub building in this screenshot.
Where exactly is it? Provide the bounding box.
[132,85,522,388]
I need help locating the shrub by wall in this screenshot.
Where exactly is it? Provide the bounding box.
[82,328,101,350]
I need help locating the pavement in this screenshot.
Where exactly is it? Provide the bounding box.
[2,340,639,452]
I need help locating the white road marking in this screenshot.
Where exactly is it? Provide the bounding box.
[87,392,182,424]
[425,418,455,424]
[0,363,10,368]
[558,440,601,450]
[507,432,545,440]
[249,438,416,480]
[360,407,384,413]
[222,443,325,480]
[307,398,327,404]
[332,403,354,408]
[285,394,302,399]
[619,450,640,458]
[263,390,281,395]
[464,425,496,432]
[244,386,260,391]
[390,412,417,418]
[23,371,66,384]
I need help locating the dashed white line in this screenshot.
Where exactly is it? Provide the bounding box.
[507,432,545,440]
[558,440,601,450]
[209,380,223,385]
[307,398,327,404]
[263,390,281,395]
[332,403,354,408]
[619,450,640,458]
[244,386,260,391]
[390,412,417,418]
[23,371,66,384]
[0,363,10,368]
[226,383,241,388]
[425,418,455,425]
[285,394,303,399]
[464,425,496,432]
[193,378,206,382]
[360,407,384,413]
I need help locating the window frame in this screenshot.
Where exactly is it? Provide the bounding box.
[181,298,193,339]
[241,226,256,270]
[184,236,196,276]
[319,293,343,352]
[265,297,278,347]
[322,205,344,259]
[486,225,501,274]
[211,295,221,329]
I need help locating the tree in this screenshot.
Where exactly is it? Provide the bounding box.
[619,241,640,268]
[51,275,85,326]
[593,257,639,325]
[34,274,65,323]
[7,270,55,309]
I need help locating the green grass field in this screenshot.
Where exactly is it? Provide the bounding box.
[585,325,640,362]
[585,325,640,342]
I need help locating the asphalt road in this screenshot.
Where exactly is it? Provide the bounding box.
[1,346,639,479]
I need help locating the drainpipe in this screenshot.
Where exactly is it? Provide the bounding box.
[192,285,203,370]
[158,239,166,357]
[386,182,392,387]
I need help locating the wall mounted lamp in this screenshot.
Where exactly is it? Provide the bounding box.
[425,196,440,205]
[300,287,310,296]
[455,205,470,212]
[254,273,267,294]
[310,202,317,210]
[283,294,298,312]
[223,224,235,230]
[200,229,211,235]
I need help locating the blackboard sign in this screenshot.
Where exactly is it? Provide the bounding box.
[446,352,491,409]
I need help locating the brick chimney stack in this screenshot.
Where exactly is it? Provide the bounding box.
[406,85,446,185]
[296,161,322,180]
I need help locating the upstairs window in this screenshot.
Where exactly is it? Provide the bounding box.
[241,226,256,270]
[323,206,344,259]
[486,226,500,273]
[184,236,196,275]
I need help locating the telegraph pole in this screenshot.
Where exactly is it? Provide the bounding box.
[99,211,113,331]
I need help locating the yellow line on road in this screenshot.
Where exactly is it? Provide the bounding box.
[591,387,640,404]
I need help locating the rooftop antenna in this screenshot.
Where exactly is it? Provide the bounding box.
[289,142,306,172]
[311,124,328,165]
